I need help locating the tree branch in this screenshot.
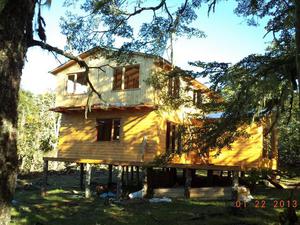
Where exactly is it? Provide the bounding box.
[28,39,103,102]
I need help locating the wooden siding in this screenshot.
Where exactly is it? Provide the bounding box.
[57,109,276,170]
[57,109,164,162]
[54,54,156,107]
[171,123,277,170]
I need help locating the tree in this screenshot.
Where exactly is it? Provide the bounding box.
[185,0,300,152]
[18,90,58,173]
[0,1,203,223]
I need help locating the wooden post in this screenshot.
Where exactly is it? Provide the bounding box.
[108,164,113,184]
[220,170,223,177]
[126,166,129,186]
[143,167,148,198]
[130,166,134,183]
[121,166,125,185]
[207,170,213,185]
[170,168,177,185]
[146,167,154,197]
[43,160,48,186]
[232,171,239,201]
[227,171,232,178]
[232,171,239,187]
[240,171,245,178]
[184,168,192,198]
[116,165,123,200]
[85,163,92,198]
[136,166,140,185]
[80,163,84,190]
[42,160,49,197]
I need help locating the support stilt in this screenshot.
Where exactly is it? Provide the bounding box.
[126,166,129,186]
[121,166,125,185]
[43,160,48,186]
[184,168,192,198]
[41,160,49,197]
[108,164,113,184]
[231,171,239,201]
[136,166,140,185]
[207,170,213,185]
[130,166,134,183]
[116,165,123,200]
[85,163,92,198]
[80,163,84,190]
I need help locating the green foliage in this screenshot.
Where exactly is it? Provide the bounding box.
[60,0,205,55]
[278,96,300,166]
[17,90,59,173]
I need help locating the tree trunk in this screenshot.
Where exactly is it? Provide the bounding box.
[295,0,300,107]
[0,1,34,224]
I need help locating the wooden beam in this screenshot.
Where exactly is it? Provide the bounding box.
[80,163,84,190]
[85,163,92,198]
[43,157,243,171]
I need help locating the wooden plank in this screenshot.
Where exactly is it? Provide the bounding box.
[190,187,231,200]
[154,188,184,198]
[154,187,231,200]
[43,157,242,171]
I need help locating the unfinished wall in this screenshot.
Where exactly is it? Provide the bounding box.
[57,109,165,162]
[54,54,156,108]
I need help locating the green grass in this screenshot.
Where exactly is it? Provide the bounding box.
[10,172,300,225]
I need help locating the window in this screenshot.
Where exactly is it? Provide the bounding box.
[96,119,121,141]
[66,72,87,94]
[113,64,140,90]
[168,77,180,98]
[113,67,122,90]
[166,121,182,153]
[124,65,139,89]
[193,90,202,107]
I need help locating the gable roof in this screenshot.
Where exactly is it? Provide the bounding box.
[49,47,172,75]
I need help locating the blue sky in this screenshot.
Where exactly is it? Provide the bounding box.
[21,0,271,93]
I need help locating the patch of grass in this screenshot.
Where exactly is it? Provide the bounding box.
[10,172,299,225]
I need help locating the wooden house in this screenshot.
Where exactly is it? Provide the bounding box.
[44,47,278,197]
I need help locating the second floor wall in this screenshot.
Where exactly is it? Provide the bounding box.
[53,52,158,107]
[51,49,212,113]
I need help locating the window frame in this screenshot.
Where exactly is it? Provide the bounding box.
[96,118,121,142]
[166,121,182,154]
[112,64,140,91]
[168,76,180,98]
[193,89,202,107]
[66,72,88,95]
